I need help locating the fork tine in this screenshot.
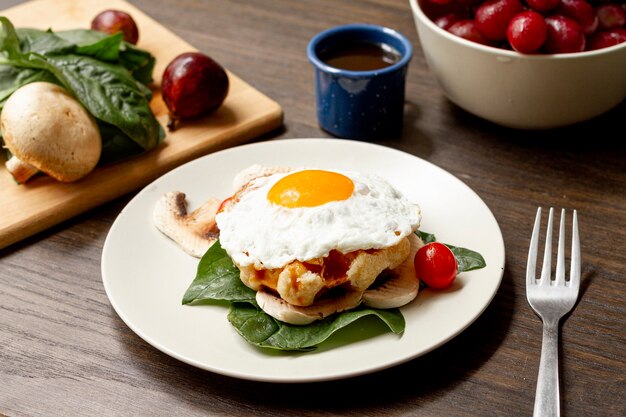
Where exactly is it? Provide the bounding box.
[570,210,580,292]
[526,207,542,287]
[555,208,566,286]
[540,208,554,285]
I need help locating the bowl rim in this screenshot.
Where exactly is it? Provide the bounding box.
[409,0,626,60]
[307,23,414,78]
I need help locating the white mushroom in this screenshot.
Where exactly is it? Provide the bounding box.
[1,82,101,183]
[153,191,221,257]
[256,288,363,325]
[231,164,293,193]
[362,233,424,309]
[257,234,423,324]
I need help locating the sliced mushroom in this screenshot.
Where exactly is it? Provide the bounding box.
[231,164,293,192]
[1,82,101,183]
[256,288,363,325]
[153,191,221,257]
[362,233,424,309]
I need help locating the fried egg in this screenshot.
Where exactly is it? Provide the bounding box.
[215,169,421,269]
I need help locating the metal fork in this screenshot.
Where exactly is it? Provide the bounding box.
[526,207,580,417]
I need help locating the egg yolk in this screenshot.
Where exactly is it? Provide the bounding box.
[267,170,354,208]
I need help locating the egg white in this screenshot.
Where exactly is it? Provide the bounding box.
[216,169,421,269]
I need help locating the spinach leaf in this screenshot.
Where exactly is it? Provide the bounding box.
[117,42,155,85]
[447,245,487,272]
[0,17,162,159]
[182,240,256,304]
[16,28,75,56]
[0,64,56,105]
[227,302,280,344]
[55,29,155,84]
[16,28,154,83]
[40,53,162,150]
[228,302,405,351]
[183,239,406,351]
[416,230,437,244]
[97,121,145,164]
[415,231,487,272]
[16,28,122,61]
[73,32,122,62]
[0,17,22,59]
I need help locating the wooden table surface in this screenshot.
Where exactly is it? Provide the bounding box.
[1,0,624,416]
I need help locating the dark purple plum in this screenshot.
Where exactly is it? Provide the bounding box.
[91,10,139,44]
[162,52,229,130]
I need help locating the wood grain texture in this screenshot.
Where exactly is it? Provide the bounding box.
[1,0,625,416]
[0,0,283,250]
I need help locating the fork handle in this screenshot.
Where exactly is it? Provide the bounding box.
[534,319,560,417]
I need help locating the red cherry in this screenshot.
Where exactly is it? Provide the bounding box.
[544,15,586,53]
[507,11,548,53]
[475,0,525,40]
[420,0,468,22]
[586,28,626,50]
[556,0,599,35]
[434,13,465,30]
[448,19,493,45]
[526,0,560,13]
[425,0,454,4]
[456,0,483,6]
[595,4,626,31]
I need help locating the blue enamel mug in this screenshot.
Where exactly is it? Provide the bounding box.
[307,24,413,140]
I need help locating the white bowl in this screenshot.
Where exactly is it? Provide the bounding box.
[409,0,626,129]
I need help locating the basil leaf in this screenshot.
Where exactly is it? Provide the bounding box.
[182,240,256,305]
[228,302,405,351]
[447,245,487,272]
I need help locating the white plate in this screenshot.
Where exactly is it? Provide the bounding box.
[101,138,505,383]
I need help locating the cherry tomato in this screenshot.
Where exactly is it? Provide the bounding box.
[414,242,458,289]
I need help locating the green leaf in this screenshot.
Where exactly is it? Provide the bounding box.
[416,230,487,272]
[19,28,123,63]
[38,53,161,150]
[227,302,281,344]
[0,64,56,105]
[17,30,71,56]
[447,245,487,272]
[73,32,122,61]
[0,17,161,154]
[181,239,406,350]
[55,29,156,83]
[0,17,23,60]
[117,42,156,85]
[97,121,145,164]
[416,230,437,244]
[182,240,256,305]
[228,302,405,351]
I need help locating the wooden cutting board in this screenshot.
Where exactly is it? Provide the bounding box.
[0,0,283,250]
